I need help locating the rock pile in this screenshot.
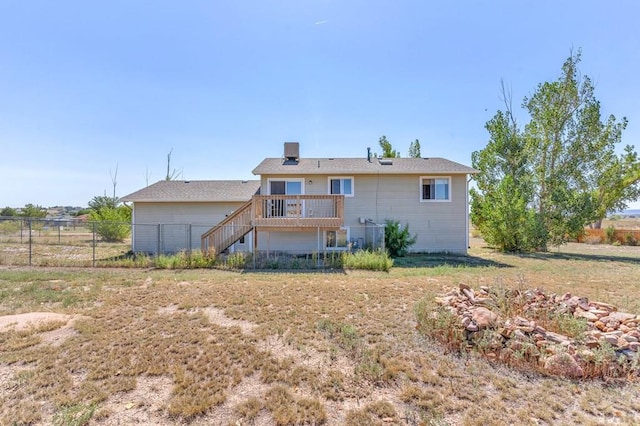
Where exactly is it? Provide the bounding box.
[434,284,640,378]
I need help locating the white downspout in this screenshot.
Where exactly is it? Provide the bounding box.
[466,176,471,252]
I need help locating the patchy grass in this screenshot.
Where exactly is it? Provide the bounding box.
[0,241,638,424]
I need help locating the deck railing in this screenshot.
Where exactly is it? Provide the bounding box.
[201,194,344,253]
[252,194,344,228]
[201,199,253,254]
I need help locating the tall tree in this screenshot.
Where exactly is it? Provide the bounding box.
[590,136,640,228]
[20,204,47,218]
[1,207,16,217]
[378,136,399,158]
[88,195,118,211]
[523,50,636,244]
[472,51,639,251]
[471,96,544,251]
[87,194,131,242]
[109,164,118,199]
[408,139,421,158]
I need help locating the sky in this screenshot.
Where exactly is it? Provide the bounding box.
[1,0,639,209]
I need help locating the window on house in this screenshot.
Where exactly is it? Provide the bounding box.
[326,228,349,249]
[268,179,304,217]
[238,235,245,244]
[329,177,353,196]
[421,177,450,201]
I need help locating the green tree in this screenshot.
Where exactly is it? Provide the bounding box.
[384,219,417,257]
[20,204,47,218]
[88,194,131,242]
[88,195,118,211]
[89,206,131,242]
[408,139,421,158]
[1,207,16,217]
[378,136,399,158]
[471,107,545,251]
[523,50,635,245]
[472,50,639,251]
[590,144,640,228]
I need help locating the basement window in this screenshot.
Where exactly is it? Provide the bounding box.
[326,227,349,250]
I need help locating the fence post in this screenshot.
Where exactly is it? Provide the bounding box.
[92,222,96,267]
[28,219,32,266]
[20,219,23,244]
[157,224,161,255]
[187,224,192,252]
[58,225,61,245]
[317,226,321,268]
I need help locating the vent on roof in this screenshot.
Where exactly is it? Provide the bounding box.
[284,142,299,162]
[378,158,393,165]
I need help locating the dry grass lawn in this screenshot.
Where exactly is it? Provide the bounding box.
[1,239,639,425]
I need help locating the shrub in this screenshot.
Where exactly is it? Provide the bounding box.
[384,219,417,257]
[605,225,616,244]
[624,232,638,246]
[89,207,131,242]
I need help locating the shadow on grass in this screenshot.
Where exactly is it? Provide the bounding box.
[239,267,348,275]
[392,253,512,269]
[513,250,640,266]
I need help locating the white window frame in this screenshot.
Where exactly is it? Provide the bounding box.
[420,176,451,202]
[266,178,305,195]
[327,176,354,197]
[325,227,350,251]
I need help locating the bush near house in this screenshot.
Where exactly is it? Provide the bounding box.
[88,207,131,242]
[384,219,417,257]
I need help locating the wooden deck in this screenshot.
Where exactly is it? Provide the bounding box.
[252,195,344,228]
[201,194,344,253]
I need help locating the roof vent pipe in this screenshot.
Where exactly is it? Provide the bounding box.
[367,147,371,162]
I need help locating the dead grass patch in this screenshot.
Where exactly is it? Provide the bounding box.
[0,243,639,424]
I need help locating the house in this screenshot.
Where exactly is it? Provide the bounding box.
[121,180,260,254]
[122,142,477,255]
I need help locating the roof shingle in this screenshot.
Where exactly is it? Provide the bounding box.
[121,180,260,203]
[252,157,477,175]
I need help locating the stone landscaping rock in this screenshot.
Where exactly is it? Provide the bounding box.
[431,284,640,380]
[574,309,598,322]
[544,353,584,378]
[608,312,637,323]
[472,307,498,329]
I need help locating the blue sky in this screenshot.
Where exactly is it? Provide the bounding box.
[1,0,639,209]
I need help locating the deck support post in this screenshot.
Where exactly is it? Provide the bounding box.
[253,227,257,269]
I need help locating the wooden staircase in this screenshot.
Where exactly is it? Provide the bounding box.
[201,200,253,254]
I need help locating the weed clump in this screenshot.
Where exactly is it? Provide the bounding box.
[342,249,393,271]
[265,385,326,426]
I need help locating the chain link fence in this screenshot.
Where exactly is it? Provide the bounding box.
[0,217,385,268]
[0,217,131,267]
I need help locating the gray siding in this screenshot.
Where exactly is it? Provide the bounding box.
[259,173,469,254]
[255,230,319,253]
[131,202,248,253]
